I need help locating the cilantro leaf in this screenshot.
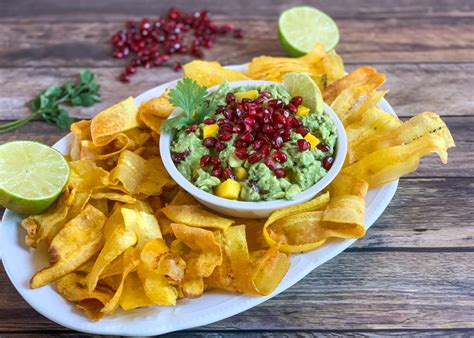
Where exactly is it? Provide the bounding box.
[168,78,208,119]
[0,69,101,134]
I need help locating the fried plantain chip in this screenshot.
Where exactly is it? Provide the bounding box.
[344,90,388,126]
[184,60,250,87]
[344,133,450,188]
[90,190,137,204]
[263,192,330,252]
[87,208,137,292]
[321,50,345,84]
[110,151,169,196]
[101,247,140,315]
[69,160,109,192]
[122,201,162,250]
[162,205,234,230]
[22,184,76,248]
[119,272,153,311]
[70,120,92,161]
[323,66,386,105]
[250,246,290,295]
[56,272,114,321]
[348,112,455,164]
[138,265,178,306]
[91,96,139,147]
[30,205,106,288]
[138,89,174,134]
[345,107,402,147]
[171,223,222,277]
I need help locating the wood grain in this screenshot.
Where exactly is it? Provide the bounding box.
[1,251,473,332]
[0,17,473,67]
[1,63,473,120]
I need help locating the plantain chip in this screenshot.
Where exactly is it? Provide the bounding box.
[101,247,140,315]
[344,133,450,188]
[162,205,234,230]
[91,96,139,147]
[321,50,345,84]
[138,88,174,134]
[119,272,153,311]
[348,112,455,164]
[22,184,76,248]
[345,107,402,147]
[56,272,114,321]
[30,205,106,288]
[323,66,386,105]
[70,120,92,161]
[122,201,162,251]
[110,151,169,196]
[250,246,290,296]
[87,208,137,292]
[69,160,109,192]
[137,265,178,306]
[345,90,388,126]
[183,60,250,87]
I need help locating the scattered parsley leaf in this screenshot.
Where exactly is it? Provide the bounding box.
[0,69,101,134]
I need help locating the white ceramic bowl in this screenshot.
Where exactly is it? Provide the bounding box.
[160,80,347,218]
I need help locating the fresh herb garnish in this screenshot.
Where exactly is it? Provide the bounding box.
[161,78,215,132]
[0,69,101,133]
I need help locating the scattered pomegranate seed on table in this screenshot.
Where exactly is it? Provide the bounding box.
[110,7,243,82]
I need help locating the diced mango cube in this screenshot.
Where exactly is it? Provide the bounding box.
[215,179,241,200]
[234,167,248,181]
[234,90,258,101]
[203,124,219,139]
[296,105,310,117]
[304,133,320,149]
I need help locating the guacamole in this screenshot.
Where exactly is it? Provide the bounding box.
[170,83,337,201]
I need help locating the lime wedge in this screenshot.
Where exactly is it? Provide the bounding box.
[0,141,70,215]
[279,6,339,56]
[284,72,324,114]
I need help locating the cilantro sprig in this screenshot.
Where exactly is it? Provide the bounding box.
[0,69,101,133]
[161,78,217,132]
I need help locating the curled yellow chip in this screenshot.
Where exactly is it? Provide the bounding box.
[183,60,250,87]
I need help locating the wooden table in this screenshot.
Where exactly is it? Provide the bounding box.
[1,0,473,336]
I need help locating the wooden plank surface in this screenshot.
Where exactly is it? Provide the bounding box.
[1,0,473,335]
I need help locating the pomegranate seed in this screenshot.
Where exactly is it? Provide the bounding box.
[219,132,233,142]
[219,123,233,133]
[240,133,254,143]
[211,167,222,177]
[203,137,217,148]
[290,96,303,106]
[274,113,286,124]
[186,124,199,133]
[173,61,183,71]
[297,139,310,151]
[274,168,286,178]
[211,156,221,166]
[235,140,249,148]
[289,117,300,128]
[217,118,226,126]
[226,93,236,104]
[126,66,137,74]
[286,104,297,113]
[296,126,309,136]
[216,141,226,151]
[267,99,283,109]
[262,144,271,156]
[113,50,124,58]
[223,168,236,180]
[272,151,288,163]
[253,139,264,150]
[272,136,284,149]
[223,109,234,120]
[200,155,211,167]
[322,156,334,170]
[172,152,185,163]
[317,143,331,152]
[264,157,276,170]
[262,125,274,136]
[260,91,271,98]
[248,152,263,164]
[119,73,130,82]
[203,118,216,125]
[232,124,244,133]
[234,148,248,160]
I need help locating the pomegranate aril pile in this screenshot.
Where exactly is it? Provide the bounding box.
[110,7,243,82]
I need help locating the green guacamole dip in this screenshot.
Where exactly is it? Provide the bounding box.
[170,83,337,201]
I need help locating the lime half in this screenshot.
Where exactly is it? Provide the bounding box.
[0,141,70,215]
[279,6,339,56]
[284,72,324,114]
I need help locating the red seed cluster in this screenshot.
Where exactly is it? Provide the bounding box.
[172,91,334,183]
[110,7,243,82]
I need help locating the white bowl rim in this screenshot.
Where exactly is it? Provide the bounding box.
[159,79,347,211]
